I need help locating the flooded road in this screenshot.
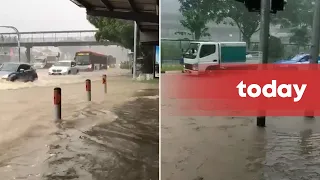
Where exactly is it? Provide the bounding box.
[0,69,129,90]
[0,68,159,180]
[43,90,159,180]
[162,104,320,180]
[161,73,320,180]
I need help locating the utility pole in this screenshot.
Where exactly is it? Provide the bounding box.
[257,0,271,127]
[310,0,320,65]
[306,0,320,118]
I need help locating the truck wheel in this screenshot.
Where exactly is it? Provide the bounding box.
[205,68,213,75]
[205,66,219,75]
[68,70,71,74]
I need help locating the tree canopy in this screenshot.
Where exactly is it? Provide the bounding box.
[178,0,219,40]
[216,0,260,47]
[87,16,134,50]
[178,0,315,46]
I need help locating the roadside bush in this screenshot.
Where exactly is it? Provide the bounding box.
[269,36,284,62]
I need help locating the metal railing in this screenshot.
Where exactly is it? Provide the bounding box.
[246,51,262,64]
[0,30,98,43]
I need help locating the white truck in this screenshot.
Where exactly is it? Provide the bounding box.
[33,56,47,69]
[183,41,247,75]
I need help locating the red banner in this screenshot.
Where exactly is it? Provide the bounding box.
[162,64,320,116]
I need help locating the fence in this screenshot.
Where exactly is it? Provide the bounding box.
[246,51,262,64]
[161,38,312,65]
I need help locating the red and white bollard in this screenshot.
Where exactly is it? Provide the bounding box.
[102,74,107,94]
[53,87,61,121]
[86,79,91,101]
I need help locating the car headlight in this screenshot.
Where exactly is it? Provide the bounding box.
[2,74,9,79]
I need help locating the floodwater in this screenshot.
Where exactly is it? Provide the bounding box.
[0,68,159,180]
[0,69,129,90]
[161,74,320,180]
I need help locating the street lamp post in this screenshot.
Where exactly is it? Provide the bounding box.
[0,26,21,62]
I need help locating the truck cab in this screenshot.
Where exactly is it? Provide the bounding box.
[33,57,47,69]
[183,42,247,75]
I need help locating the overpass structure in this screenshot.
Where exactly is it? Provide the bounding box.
[0,30,117,47]
[0,30,117,62]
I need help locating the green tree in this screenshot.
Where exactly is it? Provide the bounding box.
[178,0,218,40]
[269,36,284,60]
[272,0,314,50]
[87,16,134,50]
[216,0,260,48]
[210,0,314,49]
[273,0,314,28]
[289,26,310,48]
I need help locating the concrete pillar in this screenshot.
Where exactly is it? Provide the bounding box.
[140,45,154,74]
[133,22,139,78]
[26,46,31,63]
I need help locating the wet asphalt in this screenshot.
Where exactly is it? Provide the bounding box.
[162,106,320,180]
[161,73,320,180]
[42,89,159,180]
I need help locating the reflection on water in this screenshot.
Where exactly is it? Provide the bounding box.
[299,129,313,155]
[161,109,320,180]
[244,121,320,179]
[0,86,159,180]
[262,128,320,180]
[246,128,267,178]
[43,90,159,180]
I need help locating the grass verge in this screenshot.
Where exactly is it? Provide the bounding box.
[139,78,159,84]
[161,64,183,71]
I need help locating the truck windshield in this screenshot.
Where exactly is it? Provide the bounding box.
[34,59,45,63]
[184,43,200,59]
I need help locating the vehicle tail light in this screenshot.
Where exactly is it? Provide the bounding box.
[88,64,92,69]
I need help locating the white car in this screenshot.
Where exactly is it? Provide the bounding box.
[48,60,79,75]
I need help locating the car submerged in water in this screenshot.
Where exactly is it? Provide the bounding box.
[0,62,38,82]
[274,53,320,64]
[48,60,79,75]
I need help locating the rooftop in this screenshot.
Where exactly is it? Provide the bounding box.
[70,0,158,32]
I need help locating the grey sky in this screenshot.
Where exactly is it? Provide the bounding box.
[0,0,95,32]
[161,0,179,13]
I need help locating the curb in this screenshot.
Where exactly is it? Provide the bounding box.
[162,71,183,74]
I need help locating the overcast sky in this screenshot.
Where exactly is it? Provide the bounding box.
[161,0,179,13]
[0,0,95,32]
